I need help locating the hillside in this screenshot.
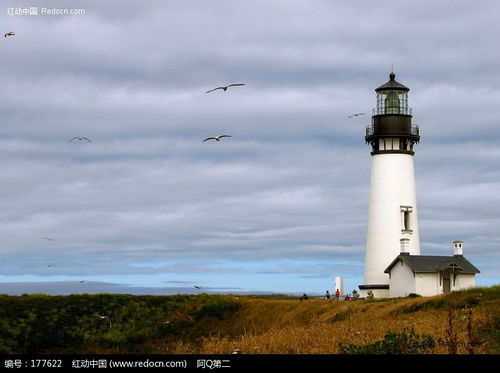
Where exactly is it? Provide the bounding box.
[0,286,498,354]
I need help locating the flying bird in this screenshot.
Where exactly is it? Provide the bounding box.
[206,83,245,93]
[348,113,365,118]
[69,136,92,143]
[43,237,55,242]
[4,32,15,38]
[194,285,202,289]
[80,280,85,284]
[203,135,232,142]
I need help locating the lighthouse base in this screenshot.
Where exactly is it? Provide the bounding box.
[358,284,390,299]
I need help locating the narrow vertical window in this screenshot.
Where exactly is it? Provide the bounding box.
[404,210,410,230]
[393,138,400,150]
[401,206,413,233]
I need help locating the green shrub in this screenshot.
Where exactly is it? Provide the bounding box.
[339,328,436,354]
[0,294,242,353]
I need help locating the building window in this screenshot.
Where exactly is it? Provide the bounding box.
[401,206,413,233]
[404,211,410,230]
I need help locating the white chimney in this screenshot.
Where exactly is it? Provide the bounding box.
[400,238,410,255]
[453,240,463,256]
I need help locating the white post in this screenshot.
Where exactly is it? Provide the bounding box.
[335,277,344,296]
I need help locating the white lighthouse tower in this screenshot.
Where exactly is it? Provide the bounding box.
[359,72,421,298]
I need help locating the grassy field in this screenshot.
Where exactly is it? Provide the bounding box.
[0,286,498,354]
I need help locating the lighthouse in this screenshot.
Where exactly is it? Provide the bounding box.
[359,72,421,298]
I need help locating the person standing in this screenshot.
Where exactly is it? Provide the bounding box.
[335,289,341,300]
[352,289,360,300]
[325,290,331,300]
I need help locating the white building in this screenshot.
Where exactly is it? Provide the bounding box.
[358,73,479,298]
[385,241,480,297]
[359,72,421,298]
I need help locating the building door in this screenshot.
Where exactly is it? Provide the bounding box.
[442,272,451,293]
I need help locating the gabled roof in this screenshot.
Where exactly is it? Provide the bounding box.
[384,255,480,274]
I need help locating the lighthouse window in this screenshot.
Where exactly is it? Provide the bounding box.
[401,206,413,233]
[400,139,409,150]
[378,138,398,150]
[404,211,410,230]
[393,138,400,150]
[379,138,385,150]
[385,91,401,114]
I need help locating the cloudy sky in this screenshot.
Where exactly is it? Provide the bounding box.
[0,0,498,296]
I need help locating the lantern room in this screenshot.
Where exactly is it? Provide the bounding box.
[374,72,411,115]
[365,72,419,155]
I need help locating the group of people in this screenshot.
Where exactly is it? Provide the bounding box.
[300,289,374,301]
[325,289,362,301]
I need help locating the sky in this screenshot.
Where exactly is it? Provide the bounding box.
[0,0,499,296]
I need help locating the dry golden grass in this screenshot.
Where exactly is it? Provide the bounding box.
[169,288,499,354]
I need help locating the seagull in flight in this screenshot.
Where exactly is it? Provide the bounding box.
[347,113,365,118]
[80,280,85,284]
[206,83,245,93]
[4,32,15,38]
[43,237,55,242]
[203,135,232,142]
[194,285,202,289]
[69,136,92,143]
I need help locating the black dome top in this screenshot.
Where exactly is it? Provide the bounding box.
[375,72,410,92]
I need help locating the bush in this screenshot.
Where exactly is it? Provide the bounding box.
[339,328,436,354]
[0,294,242,353]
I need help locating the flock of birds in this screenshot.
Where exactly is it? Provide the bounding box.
[5,30,366,291]
[38,79,246,286]
[66,84,245,143]
[5,30,366,143]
